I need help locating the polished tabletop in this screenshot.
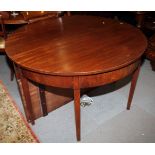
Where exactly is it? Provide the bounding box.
[6,15,147,76]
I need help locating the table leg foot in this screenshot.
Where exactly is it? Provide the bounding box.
[127,65,140,110]
[29,119,35,125]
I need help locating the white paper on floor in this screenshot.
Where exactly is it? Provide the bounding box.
[81,90,127,126]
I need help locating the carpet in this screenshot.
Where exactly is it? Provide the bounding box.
[0,80,39,143]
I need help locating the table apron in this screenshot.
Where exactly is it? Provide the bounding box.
[21,60,140,89]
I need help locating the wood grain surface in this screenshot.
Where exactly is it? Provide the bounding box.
[6,15,147,76]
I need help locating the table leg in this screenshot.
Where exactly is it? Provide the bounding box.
[19,72,35,125]
[10,67,14,81]
[39,84,48,116]
[127,65,141,110]
[13,64,30,122]
[73,77,81,141]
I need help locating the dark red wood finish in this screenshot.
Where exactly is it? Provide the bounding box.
[6,15,147,141]
[127,64,141,110]
[38,84,48,116]
[6,16,147,75]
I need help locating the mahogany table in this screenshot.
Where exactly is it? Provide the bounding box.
[5,15,147,141]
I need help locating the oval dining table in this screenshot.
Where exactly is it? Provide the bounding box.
[5,15,147,141]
